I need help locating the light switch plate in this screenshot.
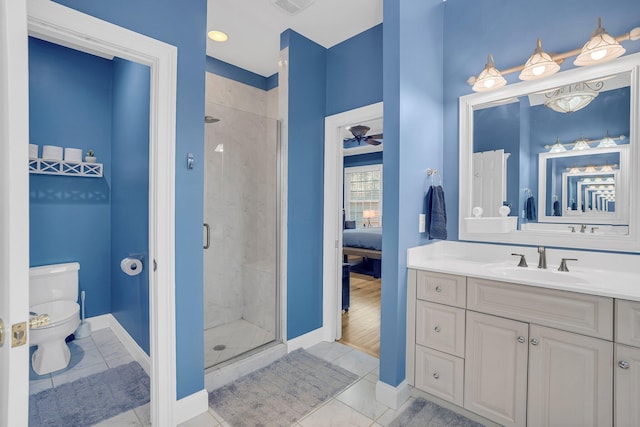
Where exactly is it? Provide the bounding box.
[419,214,426,233]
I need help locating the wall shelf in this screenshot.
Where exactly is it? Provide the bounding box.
[29,158,103,178]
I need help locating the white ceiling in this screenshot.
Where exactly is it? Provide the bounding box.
[206,0,383,77]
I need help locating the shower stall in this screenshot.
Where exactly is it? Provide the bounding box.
[203,73,280,369]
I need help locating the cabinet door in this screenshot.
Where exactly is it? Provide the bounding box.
[615,344,640,427]
[528,325,613,427]
[464,311,528,427]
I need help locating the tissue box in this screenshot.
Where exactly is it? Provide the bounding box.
[64,147,83,163]
[29,144,38,159]
[464,216,517,233]
[42,145,63,160]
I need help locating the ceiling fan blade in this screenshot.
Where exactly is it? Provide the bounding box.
[343,137,357,144]
[366,139,382,146]
[368,133,383,139]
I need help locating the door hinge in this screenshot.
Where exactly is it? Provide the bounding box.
[12,322,27,347]
[153,259,157,272]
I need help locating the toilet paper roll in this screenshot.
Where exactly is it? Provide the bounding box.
[120,257,143,276]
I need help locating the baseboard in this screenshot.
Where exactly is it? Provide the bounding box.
[376,379,411,410]
[174,389,209,425]
[286,327,325,352]
[84,313,111,331]
[106,313,151,375]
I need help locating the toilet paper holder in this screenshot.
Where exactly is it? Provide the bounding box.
[120,254,144,276]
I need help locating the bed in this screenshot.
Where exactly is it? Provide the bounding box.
[343,227,382,278]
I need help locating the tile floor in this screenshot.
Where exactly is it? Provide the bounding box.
[204,319,275,368]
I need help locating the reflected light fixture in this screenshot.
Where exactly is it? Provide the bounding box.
[572,138,592,150]
[549,137,567,153]
[575,18,625,66]
[519,39,560,80]
[544,81,603,114]
[597,130,618,148]
[207,30,229,42]
[584,165,597,173]
[472,54,507,92]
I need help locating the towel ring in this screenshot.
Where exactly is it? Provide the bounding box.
[426,168,442,186]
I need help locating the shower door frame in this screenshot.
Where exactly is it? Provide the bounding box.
[2,0,180,424]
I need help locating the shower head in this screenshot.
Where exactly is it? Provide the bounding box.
[205,116,220,124]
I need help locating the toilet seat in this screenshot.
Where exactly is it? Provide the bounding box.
[30,300,79,329]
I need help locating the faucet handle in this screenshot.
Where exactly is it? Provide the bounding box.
[590,227,599,234]
[558,258,578,272]
[511,253,528,267]
[568,226,576,233]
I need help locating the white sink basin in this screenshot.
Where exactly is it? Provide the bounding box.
[483,264,589,285]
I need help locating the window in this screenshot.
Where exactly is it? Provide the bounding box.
[344,164,382,228]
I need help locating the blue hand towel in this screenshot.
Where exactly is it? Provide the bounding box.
[424,185,447,240]
[525,196,536,220]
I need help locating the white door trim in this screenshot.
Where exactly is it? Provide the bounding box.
[322,102,383,342]
[0,0,30,425]
[25,1,177,425]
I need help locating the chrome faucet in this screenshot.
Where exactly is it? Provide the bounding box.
[580,224,587,233]
[537,246,547,269]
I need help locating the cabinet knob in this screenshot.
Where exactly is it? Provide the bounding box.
[619,360,630,369]
[433,372,440,379]
[530,338,539,346]
[517,336,525,343]
[435,286,442,293]
[434,326,441,333]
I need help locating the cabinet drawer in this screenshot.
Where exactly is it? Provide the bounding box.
[416,271,466,308]
[415,346,464,406]
[468,277,613,340]
[416,301,465,357]
[616,300,640,347]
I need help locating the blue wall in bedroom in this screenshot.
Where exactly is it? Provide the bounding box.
[28,37,113,319]
[282,29,327,339]
[111,58,151,355]
[53,0,207,398]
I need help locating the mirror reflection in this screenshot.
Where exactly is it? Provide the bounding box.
[471,71,631,235]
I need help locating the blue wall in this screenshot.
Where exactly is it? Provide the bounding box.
[282,30,327,339]
[205,56,277,90]
[111,59,151,355]
[29,38,113,318]
[53,0,207,398]
[343,152,383,168]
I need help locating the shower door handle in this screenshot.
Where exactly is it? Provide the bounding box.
[204,223,211,249]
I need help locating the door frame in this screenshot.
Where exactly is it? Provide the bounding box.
[4,0,177,425]
[322,102,383,341]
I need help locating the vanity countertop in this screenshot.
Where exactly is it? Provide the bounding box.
[407,241,640,302]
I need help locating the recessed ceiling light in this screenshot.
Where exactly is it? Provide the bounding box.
[208,30,228,43]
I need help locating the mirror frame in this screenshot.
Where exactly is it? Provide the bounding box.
[459,52,640,252]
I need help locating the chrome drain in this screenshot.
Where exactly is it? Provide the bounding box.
[213,344,226,351]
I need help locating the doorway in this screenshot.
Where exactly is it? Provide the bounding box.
[1,1,178,425]
[322,102,383,352]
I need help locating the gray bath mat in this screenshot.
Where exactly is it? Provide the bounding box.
[29,361,149,427]
[390,397,485,427]
[209,349,358,426]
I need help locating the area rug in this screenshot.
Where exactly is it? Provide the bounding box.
[389,397,485,427]
[29,361,149,427]
[208,349,358,427]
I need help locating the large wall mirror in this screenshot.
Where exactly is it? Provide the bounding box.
[459,53,640,252]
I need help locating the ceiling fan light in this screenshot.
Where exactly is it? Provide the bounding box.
[520,39,560,81]
[574,18,626,66]
[472,54,507,92]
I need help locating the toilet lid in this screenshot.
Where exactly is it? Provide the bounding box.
[30,301,79,329]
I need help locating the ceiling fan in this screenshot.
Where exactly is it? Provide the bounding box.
[344,125,383,146]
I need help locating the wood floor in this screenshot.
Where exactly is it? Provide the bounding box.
[338,271,381,358]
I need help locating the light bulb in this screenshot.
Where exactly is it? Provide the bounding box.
[590,49,607,61]
[484,78,495,88]
[532,65,546,76]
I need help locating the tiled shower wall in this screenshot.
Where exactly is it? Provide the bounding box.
[203,73,278,334]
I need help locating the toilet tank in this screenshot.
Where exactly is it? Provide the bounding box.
[29,262,80,306]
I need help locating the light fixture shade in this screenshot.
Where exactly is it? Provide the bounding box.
[573,139,591,151]
[584,165,597,173]
[472,54,507,92]
[600,164,613,172]
[574,18,626,66]
[544,82,601,114]
[597,131,618,148]
[549,138,567,153]
[519,39,560,80]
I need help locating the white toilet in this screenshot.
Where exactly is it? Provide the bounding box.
[29,262,81,375]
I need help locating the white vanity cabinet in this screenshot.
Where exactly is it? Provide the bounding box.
[615,300,640,427]
[407,269,619,427]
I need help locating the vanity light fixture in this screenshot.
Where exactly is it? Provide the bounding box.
[468,19,640,92]
[597,131,618,148]
[584,165,598,173]
[575,18,626,66]
[472,54,507,92]
[572,138,592,151]
[549,138,567,153]
[545,133,625,152]
[519,39,561,80]
[207,30,229,42]
[600,164,614,172]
